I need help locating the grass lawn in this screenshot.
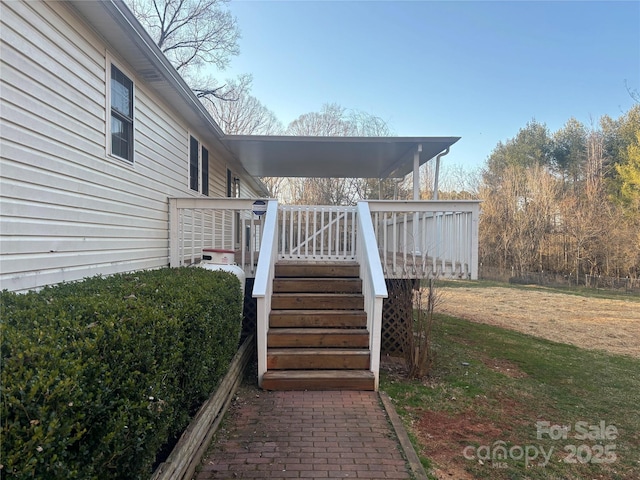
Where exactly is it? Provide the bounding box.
[380,314,640,480]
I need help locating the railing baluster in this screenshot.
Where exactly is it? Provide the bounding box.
[213,210,218,250]
[402,212,408,273]
[336,209,340,257]
[298,207,302,256]
[304,207,309,258]
[280,207,285,257]
[392,212,397,274]
[199,210,204,260]
[381,212,387,275]
[421,211,427,275]
[327,208,333,257]
[319,207,325,257]
[179,208,184,267]
[289,207,294,258]
[241,215,247,271]
[343,209,348,258]
[190,210,195,265]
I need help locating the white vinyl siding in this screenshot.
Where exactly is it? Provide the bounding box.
[0,0,250,292]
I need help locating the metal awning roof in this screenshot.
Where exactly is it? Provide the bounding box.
[222,136,460,179]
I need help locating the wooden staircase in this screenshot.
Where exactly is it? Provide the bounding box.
[261,262,375,391]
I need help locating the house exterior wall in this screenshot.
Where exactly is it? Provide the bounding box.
[0,0,260,292]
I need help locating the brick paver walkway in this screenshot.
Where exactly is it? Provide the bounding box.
[196,386,413,479]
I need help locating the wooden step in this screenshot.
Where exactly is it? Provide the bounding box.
[264,261,370,390]
[273,278,362,293]
[269,310,367,328]
[262,370,375,391]
[268,328,369,348]
[275,263,360,278]
[267,348,370,370]
[271,293,364,310]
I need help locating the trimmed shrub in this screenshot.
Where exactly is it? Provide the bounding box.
[1,267,242,479]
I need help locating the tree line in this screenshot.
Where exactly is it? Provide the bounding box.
[478,107,639,280]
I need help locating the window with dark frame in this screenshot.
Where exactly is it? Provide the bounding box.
[201,146,209,196]
[189,136,199,191]
[110,65,134,161]
[226,168,232,197]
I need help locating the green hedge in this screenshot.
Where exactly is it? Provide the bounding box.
[1,267,243,479]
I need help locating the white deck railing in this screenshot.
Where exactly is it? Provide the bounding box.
[278,205,357,261]
[168,198,268,275]
[367,200,480,279]
[169,199,480,280]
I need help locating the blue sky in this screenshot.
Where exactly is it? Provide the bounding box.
[218,0,640,171]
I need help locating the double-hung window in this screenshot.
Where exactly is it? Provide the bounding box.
[190,136,199,191]
[201,147,209,196]
[110,65,134,162]
[189,136,210,196]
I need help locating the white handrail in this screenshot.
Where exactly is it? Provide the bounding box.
[356,202,388,390]
[252,200,279,387]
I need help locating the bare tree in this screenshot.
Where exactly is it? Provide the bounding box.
[286,104,353,137]
[479,165,521,270]
[403,279,442,379]
[125,0,240,99]
[259,177,289,200]
[479,164,559,273]
[626,80,640,104]
[513,165,559,273]
[202,74,283,135]
[560,180,611,279]
[586,127,606,187]
[279,104,394,205]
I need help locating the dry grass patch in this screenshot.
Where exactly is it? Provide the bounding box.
[438,285,640,358]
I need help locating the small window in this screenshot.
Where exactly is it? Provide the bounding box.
[189,136,199,191]
[201,147,209,196]
[110,65,134,161]
[227,168,232,197]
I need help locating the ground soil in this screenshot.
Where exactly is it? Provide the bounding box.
[384,286,639,480]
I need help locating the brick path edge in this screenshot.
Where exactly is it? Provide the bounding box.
[378,392,429,480]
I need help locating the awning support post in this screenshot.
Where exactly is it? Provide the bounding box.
[412,144,422,254]
[413,144,422,201]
